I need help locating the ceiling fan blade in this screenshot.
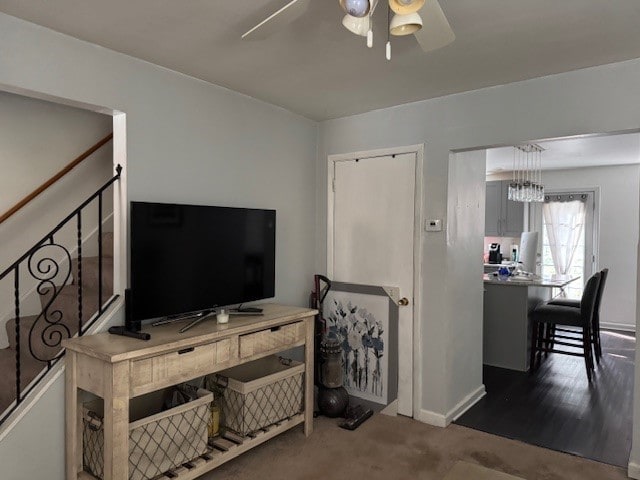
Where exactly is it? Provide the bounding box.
[413,0,455,52]
[242,0,311,41]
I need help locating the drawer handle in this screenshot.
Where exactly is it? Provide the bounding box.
[177,347,195,355]
[270,326,281,332]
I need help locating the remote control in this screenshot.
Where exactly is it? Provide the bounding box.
[339,408,373,430]
[232,307,263,313]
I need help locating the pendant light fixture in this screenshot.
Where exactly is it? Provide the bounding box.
[342,14,370,36]
[389,11,423,36]
[508,144,545,203]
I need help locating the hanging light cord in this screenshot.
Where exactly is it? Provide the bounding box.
[386,6,391,60]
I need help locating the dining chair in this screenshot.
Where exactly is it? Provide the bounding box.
[529,271,601,381]
[548,268,608,362]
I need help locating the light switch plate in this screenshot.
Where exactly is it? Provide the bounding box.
[425,219,442,232]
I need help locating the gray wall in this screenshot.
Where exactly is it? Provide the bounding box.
[0,12,317,479]
[317,56,640,457]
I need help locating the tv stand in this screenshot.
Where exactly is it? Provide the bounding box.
[63,304,316,480]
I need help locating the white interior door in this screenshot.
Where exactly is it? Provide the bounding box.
[329,152,417,416]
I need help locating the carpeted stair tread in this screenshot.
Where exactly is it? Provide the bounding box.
[5,315,40,350]
[39,284,108,325]
[71,255,114,293]
[0,347,48,415]
[101,231,114,259]
[6,313,76,362]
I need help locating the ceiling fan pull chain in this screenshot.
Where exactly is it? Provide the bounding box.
[386,5,392,60]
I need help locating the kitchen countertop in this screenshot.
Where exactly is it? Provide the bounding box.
[483,273,580,288]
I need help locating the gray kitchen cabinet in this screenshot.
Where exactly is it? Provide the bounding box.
[485,180,524,236]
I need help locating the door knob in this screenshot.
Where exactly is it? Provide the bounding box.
[399,297,410,306]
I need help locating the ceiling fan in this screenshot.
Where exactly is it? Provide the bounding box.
[242,0,455,59]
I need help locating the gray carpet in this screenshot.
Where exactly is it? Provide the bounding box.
[202,414,627,480]
[443,461,525,480]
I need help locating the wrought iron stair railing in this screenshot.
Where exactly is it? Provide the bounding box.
[0,164,122,427]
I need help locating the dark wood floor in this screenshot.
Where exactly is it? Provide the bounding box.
[455,329,635,467]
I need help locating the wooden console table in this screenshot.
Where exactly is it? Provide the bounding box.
[63,304,317,480]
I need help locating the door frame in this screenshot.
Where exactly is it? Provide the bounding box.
[327,143,424,418]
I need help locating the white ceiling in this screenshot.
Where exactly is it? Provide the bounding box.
[1,1,640,121]
[486,133,640,174]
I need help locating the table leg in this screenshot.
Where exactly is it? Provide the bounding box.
[103,361,130,480]
[65,351,81,480]
[304,316,314,437]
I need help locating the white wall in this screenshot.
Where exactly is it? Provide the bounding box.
[541,165,639,330]
[317,54,640,469]
[0,13,317,479]
[0,90,112,215]
[446,151,487,417]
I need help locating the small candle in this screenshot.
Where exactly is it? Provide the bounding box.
[216,309,229,324]
[208,404,220,437]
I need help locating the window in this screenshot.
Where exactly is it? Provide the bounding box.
[541,192,595,299]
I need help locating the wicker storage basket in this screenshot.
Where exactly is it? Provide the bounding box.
[82,388,212,480]
[215,356,304,436]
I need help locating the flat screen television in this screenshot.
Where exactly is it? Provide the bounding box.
[129,201,276,324]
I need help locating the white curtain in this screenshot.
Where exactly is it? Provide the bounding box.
[542,200,586,275]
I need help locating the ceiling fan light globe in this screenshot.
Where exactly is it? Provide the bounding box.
[389,12,423,36]
[342,14,370,36]
[339,0,370,18]
[388,0,425,15]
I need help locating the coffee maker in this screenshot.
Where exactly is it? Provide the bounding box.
[488,243,502,264]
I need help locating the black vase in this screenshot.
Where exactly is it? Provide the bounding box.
[317,386,349,418]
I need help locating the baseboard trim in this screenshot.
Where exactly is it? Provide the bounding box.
[447,385,486,424]
[0,296,123,442]
[415,385,486,429]
[380,399,398,417]
[416,408,447,428]
[601,321,636,333]
[628,461,640,479]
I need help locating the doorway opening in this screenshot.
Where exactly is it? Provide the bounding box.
[454,131,639,468]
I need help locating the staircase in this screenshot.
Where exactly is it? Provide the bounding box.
[0,232,115,415]
[0,143,121,426]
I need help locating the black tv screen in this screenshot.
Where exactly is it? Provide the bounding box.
[130,201,276,322]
